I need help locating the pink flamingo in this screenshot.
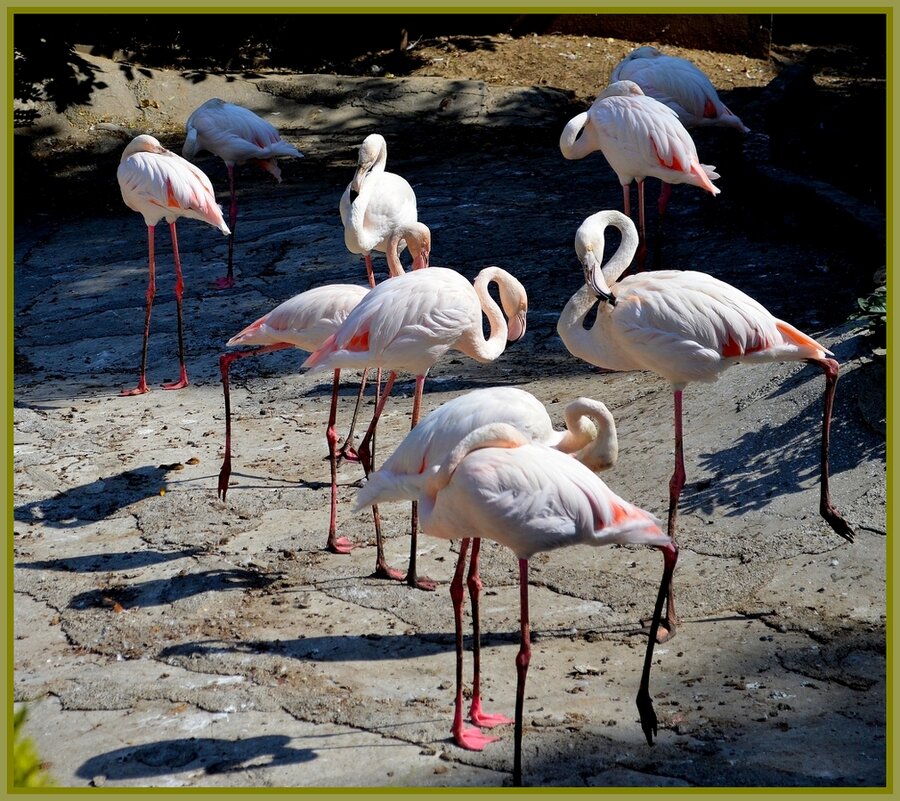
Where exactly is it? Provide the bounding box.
[183,98,303,289]
[611,46,750,133]
[559,79,720,266]
[340,133,430,287]
[357,422,675,787]
[303,266,529,589]
[557,209,856,641]
[357,386,618,752]
[116,134,230,396]
[217,283,369,554]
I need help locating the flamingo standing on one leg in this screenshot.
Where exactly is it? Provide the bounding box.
[610,46,750,133]
[217,282,369,554]
[356,422,675,787]
[183,98,303,289]
[116,134,230,396]
[557,209,856,641]
[303,266,529,589]
[559,80,720,269]
[357,386,618,751]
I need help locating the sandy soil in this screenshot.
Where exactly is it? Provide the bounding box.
[12,28,887,791]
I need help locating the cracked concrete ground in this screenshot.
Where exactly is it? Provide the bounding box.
[12,51,887,790]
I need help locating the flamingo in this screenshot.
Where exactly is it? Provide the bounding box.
[557,209,856,641]
[559,80,720,267]
[183,98,303,289]
[610,46,750,133]
[116,134,230,396]
[217,283,369,554]
[356,386,618,752]
[303,266,529,589]
[356,422,675,787]
[340,133,430,287]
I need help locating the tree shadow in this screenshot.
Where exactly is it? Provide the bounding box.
[75,735,316,782]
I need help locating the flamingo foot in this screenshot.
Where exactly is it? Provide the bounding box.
[470,699,514,729]
[406,572,438,592]
[327,536,355,555]
[640,616,676,644]
[372,561,407,582]
[822,502,855,543]
[120,380,150,397]
[336,445,361,464]
[217,466,231,501]
[162,377,189,390]
[214,275,236,290]
[635,687,658,746]
[453,724,500,752]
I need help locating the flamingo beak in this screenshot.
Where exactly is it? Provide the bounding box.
[507,310,527,343]
[582,252,617,307]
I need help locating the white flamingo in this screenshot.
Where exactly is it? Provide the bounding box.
[356,422,675,787]
[117,134,230,396]
[557,209,856,640]
[303,266,529,588]
[611,46,750,132]
[183,98,302,289]
[357,386,618,752]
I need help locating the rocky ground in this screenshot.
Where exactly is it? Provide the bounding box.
[12,23,887,792]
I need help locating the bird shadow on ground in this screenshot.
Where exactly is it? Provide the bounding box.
[75,735,317,782]
[67,568,279,611]
[680,356,883,522]
[14,465,178,527]
[15,547,203,573]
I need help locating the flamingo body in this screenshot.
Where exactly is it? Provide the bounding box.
[116,134,229,395]
[560,80,720,195]
[183,98,302,181]
[339,133,428,282]
[611,46,750,133]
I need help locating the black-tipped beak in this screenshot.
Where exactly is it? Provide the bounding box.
[349,189,359,204]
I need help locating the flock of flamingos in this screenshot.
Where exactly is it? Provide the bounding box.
[113,45,856,786]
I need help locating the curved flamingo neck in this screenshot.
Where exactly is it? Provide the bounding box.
[559,112,595,161]
[577,210,639,290]
[348,143,388,248]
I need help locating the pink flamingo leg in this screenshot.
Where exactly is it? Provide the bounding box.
[512,558,532,787]
[325,368,355,554]
[364,253,376,288]
[814,358,855,542]
[635,541,679,746]
[405,374,437,591]
[635,180,648,272]
[450,539,498,750]
[216,343,292,500]
[215,164,237,289]
[468,538,512,728]
[335,368,369,464]
[121,225,156,396]
[358,370,406,582]
[162,222,189,390]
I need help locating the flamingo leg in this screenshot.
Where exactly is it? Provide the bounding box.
[215,164,237,289]
[449,539,497,750]
[325,368,356,554]
[162,222,189,390]
[652,182,672,270]
[358,370,406,582]
[513,557,532,788]
[635,180,648,272]
[216,342,292,500]
[335,368,369,464]
[364,253,376,288]
[813,358,855,542]
[121,225,157,396]
[406,373,437,591]
[635,541,679,746]
[468,538,513,729]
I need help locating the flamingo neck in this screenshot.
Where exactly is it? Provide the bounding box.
[566,400,619,472]
[559,112,596,161]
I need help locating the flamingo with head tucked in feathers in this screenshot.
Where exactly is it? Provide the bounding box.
[216,282,370,554]
[557,209,856,642]
[357,386,618,752]
[117,134,230,396]
[610,46,750,133]
[303,265,529,590]
[559,80,720,268]
[183,98,303,289]
[356,421,675,787]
